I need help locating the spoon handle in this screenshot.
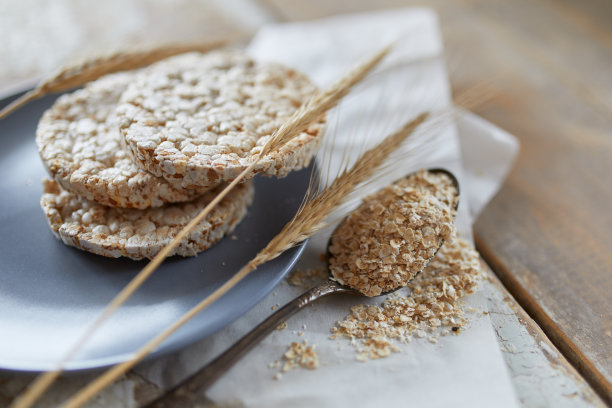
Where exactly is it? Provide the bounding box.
[143,279,349,408]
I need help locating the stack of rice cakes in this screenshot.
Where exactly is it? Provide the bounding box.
[37,50,325,260]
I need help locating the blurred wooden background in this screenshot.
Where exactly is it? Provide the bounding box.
[1,0,610,404]
[261,1,612,403]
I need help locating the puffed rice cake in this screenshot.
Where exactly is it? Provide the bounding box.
[117,50,325,189]
[40,178,254,260]
[36,72,215,209]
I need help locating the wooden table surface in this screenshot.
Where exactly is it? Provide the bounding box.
[0,0,610,406]
[261,0,612,403]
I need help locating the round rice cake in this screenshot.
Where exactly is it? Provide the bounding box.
[36,72,214,209]
[117,51,325,189]
[40,178,254,260]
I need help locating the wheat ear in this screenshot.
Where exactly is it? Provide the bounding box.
[9,45,391,408]
[61,111,427,408]
[261,45,391,155]
[0,39,232,120]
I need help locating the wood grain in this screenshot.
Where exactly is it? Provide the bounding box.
[483,261,606,407]
[260,0,612,403]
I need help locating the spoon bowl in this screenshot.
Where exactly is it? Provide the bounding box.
[326,168,459,297]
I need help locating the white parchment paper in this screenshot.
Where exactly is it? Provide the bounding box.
[136,9,520,407]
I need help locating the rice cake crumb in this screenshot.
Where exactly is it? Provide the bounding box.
[329,170,458,297]
[330,236,481,360]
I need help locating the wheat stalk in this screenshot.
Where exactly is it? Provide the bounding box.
[61,111,428,408]
[56,80,494,407]
[261,45,391,156]
[62,83,494,408]
[61,77,498,406]
[10,45,391,408]
[0,39,232,120]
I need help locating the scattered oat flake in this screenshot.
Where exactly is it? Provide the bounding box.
[331,236,481,360]
[276,322,288,331]
[415,330,427,338]
[280,341,319,373]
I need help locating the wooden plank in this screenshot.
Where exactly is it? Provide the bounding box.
[260,0,612,403]
[453,1,612,402]
[483,262,606,407]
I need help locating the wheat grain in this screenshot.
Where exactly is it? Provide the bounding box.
[0,39,231,120]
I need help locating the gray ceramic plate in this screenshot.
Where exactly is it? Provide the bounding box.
[0,92,310,371]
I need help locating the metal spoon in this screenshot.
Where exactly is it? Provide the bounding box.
[144,169,458,408]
